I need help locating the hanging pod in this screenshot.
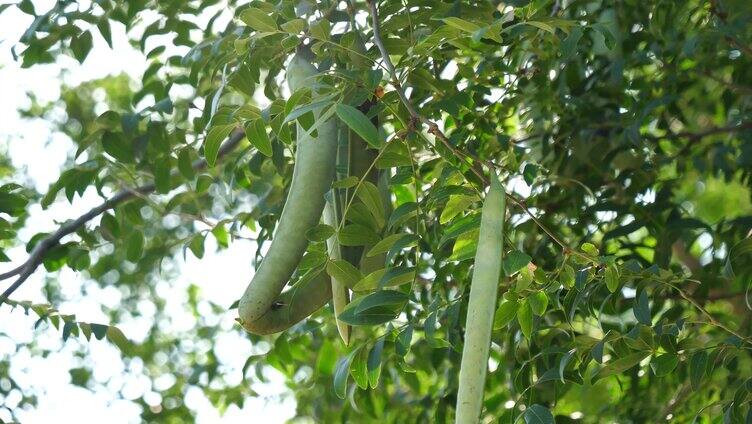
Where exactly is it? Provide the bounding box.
[238,52,338,332]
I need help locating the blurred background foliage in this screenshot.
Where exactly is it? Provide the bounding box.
[1,0,751,422]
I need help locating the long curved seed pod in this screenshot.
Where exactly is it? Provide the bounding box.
[238,53,338,323]
[324,198,351,345]
[239,269,332,335]
[455,171,506,424]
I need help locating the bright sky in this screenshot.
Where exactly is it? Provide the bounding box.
[0,2,293,422]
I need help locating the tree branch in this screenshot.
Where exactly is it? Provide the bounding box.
[0,129,245,305]
[366,0,488,185]
[366,1,592,262]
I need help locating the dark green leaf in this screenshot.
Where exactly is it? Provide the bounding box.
[633,290,651,325]
[503,250,532,275]
[524,404,554,424]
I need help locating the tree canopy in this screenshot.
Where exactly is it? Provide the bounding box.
[1,0,751,422]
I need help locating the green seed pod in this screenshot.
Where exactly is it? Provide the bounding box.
[455,171,506,424]
[239,269,331,335]
[238,53,338,324]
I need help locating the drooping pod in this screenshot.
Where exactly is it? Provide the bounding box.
[455,171,506,424]
[238,269,331,335]
[238,52,338,325]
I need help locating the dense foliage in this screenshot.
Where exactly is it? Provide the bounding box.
[1,0,751,422]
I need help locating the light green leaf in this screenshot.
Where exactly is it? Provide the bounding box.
[204,125,233,166]
[125,230,144,262]
[503,250,532,275]
[239,8,277,32]
[518,300,533,339]
[335,104,382,148]
[605,265,619,293]
[493,300,519,329]
[356,181,385,229]
[326,259,363,289]
[528,291,548,316]
[306,224,335,242]
[442,17,481,34]
[245,119,272,157]
[367,233,408,258]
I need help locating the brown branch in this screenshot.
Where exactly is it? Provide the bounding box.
[671,122,752,140]
[0,129,246,304]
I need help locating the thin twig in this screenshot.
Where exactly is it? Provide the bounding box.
[366,0,488,185]
[0,129,246,304]
[366,0,593,262]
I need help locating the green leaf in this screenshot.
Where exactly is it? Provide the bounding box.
[204,125,233,166]
[96,111,121,130]
[97,19,112,48]
[367,337,384,388]
[518,300,533,339]
[442,17,481,34]
[299,251,328,270]
[388,202,418,228]
[526,21,556,34]
[70,30,93,63]
[335,104,382,148]
[367,233,408,257]
[101,131,133,163]
[449,229,478,262]
[125,230,144,262]
[326,259,363,289]
[581,242,598,256]
[690,351,708,390]
[633,290,651,325]
[356,181,386,228]
[440,194,475,224]
[90,324,108,340]
[333,348,359,399]
[493,300,519,330]
[106,326,131,353]
[354,290,408,314]
[338,224,380,247]
[605,265,619,293]
[332,176,359,189]
[245,119,272,157]
[281,18,306,34]
[62,321,77,341]
[561,26,583,60]
[524,404,555,424]
[188,233,205,259]
[338,299,401,326]
[239,7,277,32]
[177,149,195,180]
[350,348,369,389]
[596,351,650,380]
[528,291,549,316]
[353,267,415,292]
[503,250,531,275]
[306,224,335,242]
[385,234,420,264]
[396,326,413,356]
[561,264,576,288]
[650,353,678,377]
